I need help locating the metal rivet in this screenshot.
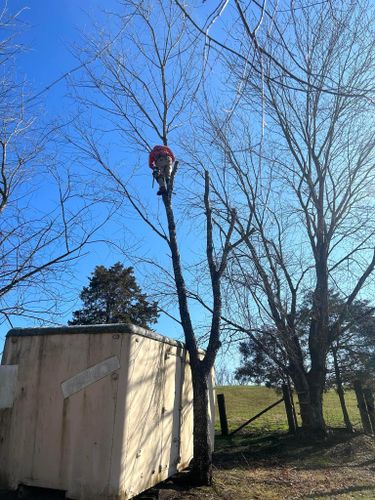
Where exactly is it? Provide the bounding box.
[11,337,17,344]
[111,373,119,380]
[112,334,120,340]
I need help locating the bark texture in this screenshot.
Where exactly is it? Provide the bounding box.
[159,168,235,485]
[190,365,213,485]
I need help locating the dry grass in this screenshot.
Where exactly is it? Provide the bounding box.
[157,386,375,499]
[159,433,375,499]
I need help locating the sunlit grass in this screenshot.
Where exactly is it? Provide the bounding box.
[215,385,361,433]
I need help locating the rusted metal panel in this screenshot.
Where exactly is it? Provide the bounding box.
[0,324,214,500]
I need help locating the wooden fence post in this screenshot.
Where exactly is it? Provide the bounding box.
[217,393,229,436]
[282,384,297,434]
[363,388,375,434]
[354,380,373,434]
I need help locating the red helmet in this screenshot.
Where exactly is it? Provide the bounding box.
[149,145,175,168]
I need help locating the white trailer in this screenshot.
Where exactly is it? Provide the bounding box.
[0,324,215,499]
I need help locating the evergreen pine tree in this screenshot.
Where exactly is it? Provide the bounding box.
[69,263,158,327]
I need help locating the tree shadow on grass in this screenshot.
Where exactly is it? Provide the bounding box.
[213,428,370,470]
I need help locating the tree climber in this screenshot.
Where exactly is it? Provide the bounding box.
[149,145,175,195]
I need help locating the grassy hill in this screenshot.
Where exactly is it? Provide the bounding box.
[214,385,362,434]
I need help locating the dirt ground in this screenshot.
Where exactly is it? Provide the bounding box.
[156,431,375,499]
[1,431,374,499]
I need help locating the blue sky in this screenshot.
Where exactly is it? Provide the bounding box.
[0,1,244,374]
[14,0,104,104]
[0,0,184,351]
[5,0,368,376]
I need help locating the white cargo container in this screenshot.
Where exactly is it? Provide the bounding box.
[0,324,214,499]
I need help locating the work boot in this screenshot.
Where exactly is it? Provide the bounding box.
[157,186,166,195]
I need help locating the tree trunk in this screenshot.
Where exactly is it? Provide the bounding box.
[363,388,375,434]
[190,364,213,486]
[332,348,353,432]
[161,176,221,486]
[354,380,373,434]
[282,384,297,433]
[287,376,298,430]
[297,390,326,435]
[291,370,327,436]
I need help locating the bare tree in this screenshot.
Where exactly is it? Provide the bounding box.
[175,0,375,97]
[0,4,107,331]
[199,0,375,435]
[71,0,247,484]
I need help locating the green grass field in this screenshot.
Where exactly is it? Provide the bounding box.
[214,385,362,433]
[204,386,375,499]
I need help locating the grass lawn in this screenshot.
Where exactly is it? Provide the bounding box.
[214,385,362,434]
[155,386,375,499]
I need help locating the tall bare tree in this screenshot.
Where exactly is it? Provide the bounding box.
[175,0,375,97]
[199,0,375,435]
[71,0,247,484]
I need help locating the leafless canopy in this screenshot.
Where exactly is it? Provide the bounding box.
[72,0,247,482]
[190,0,375,432]
[0,3,108,330]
